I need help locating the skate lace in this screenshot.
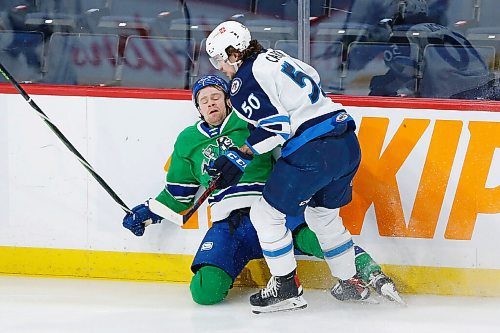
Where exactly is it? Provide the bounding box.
[261,276,280,298]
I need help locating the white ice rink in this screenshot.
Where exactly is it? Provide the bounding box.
[1,276,499,333]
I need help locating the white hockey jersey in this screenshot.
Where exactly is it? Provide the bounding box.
[229,48,353,157]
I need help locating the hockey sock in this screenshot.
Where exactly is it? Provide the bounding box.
[294,227,383,283]
[293,225,325,259]
[190,265,232,305]
[354,246,382,282]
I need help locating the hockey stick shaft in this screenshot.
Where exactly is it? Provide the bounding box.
[183,180,218,223]
[0,62,132,214]
[148,179,219,226]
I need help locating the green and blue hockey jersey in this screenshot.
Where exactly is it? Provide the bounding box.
[155,110,273,222]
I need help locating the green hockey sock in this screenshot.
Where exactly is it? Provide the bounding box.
[293,226,382,283]
[355,247,382,282]
[293,225,324,259]
[190,265,232,305]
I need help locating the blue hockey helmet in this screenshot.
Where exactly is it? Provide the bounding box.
[192,75,229,107]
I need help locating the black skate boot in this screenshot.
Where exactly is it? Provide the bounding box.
[369,271,406,305]
[250,270,307,314]
[331,274,370,301]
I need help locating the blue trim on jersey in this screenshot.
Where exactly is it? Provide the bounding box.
[324,240,354,259]
[244,139,260,155]
[166,183,199,198]
[281,111,354,157]
[199,122,220,138]
[208,183,265,204]
[246,127,284,152]
[262,242,294,258]
[259,115,290,126]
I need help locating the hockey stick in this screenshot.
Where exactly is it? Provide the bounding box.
[148,180,218,226]
[0,62,132,214]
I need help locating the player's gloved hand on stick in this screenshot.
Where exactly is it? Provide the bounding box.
[208,147,253,189]
[122,201,163,236]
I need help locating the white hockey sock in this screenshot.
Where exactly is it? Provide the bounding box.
[250,197,297,276]
[305,206,356,280]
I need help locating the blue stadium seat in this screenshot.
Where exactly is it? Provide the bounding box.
[420,44,496,99]
[311,41,343,94]
[466,27,500,67]
[97,0,179,37]
[44,33,119,85]
[166,17,226,42]
[433,0,475,28]
[0,11,8,30]
[245,18,296,44]
[344,42,419,96]
[25,0,108,33]
[312,21,372,45]
[477,0,500,28]
[274,40,343,94]
[0,31,43,83]
[274,40,298,57]
[121,36,195,89]
[255,0,324,20]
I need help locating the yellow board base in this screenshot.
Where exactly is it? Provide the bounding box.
[1,246,499,296]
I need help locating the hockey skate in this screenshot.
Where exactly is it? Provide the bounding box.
[331,274,371,302]
[368,271,406,306]
[250,271,307,314]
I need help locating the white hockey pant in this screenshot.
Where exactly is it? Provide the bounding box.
[250,197,297,276]
[305,206,356,280]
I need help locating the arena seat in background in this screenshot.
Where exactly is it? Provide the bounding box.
[420,44,496,99]
[25,0,108,33]
[0,31,44,83]
[97,0,180,37]
[244,19,296,45]
[120,36,195,89]
[476,0,500,29]
[274,40,343,94]
[254,0,324,20]
[344,42,419,96]
[467,27,500,69]
[44,33,119,85]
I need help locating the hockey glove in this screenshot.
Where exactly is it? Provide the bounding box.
[207,147,253,189]
[122,202,163,236]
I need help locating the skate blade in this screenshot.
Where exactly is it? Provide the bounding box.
[251,296,308,314]
[381,284,407,306]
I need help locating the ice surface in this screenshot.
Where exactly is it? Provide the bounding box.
[0,276,499,333]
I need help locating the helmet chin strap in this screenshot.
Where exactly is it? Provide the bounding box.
[227,59,242,72]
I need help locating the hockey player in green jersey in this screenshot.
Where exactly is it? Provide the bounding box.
[122,74,403,306]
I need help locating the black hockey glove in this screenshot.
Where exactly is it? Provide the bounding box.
[207,147,253,189]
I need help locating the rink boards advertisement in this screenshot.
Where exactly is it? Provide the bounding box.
[0,86,499,296]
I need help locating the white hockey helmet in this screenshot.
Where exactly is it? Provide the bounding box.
[206,20,251,69]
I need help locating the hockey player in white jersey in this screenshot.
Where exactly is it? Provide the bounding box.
[205,21,372,313]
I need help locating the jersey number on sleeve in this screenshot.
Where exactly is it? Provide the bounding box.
[281,61,321,104]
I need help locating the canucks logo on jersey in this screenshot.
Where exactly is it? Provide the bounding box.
[201,136,235,174]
